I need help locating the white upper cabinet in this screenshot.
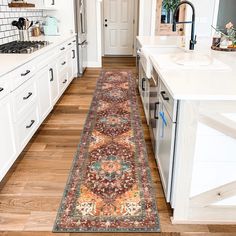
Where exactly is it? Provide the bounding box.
[30,0,57,10]
[44,0,57,9]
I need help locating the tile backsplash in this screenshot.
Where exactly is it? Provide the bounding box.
[0,0,44,45]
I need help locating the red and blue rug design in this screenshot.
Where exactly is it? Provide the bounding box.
[53,71,160,232]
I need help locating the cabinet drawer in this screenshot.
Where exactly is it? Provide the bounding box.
[0,78,12,101]
[12,78,37,121]
[15,104,39,150]
[159,80,177,122]
[9,62,36,91]
[58,55,68,73]
[59,70,68,93]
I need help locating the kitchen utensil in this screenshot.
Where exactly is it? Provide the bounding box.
[19,30,29,41]
[18,17,25,30]
[27,21,33,30]
[12,20,21,30]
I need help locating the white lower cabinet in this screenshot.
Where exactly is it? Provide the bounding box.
[0,36,77,181]
[48,63,59,105]
[72,45,78,78]
[37,67,53,120]
[0,96,17,180]
[15,103,40,151]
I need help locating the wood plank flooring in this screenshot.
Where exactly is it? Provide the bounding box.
[0,57,235,235]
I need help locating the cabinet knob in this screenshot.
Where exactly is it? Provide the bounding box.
[61,61,66,66]
[63,79,67,84]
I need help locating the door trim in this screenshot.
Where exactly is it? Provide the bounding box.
[102,0,138,56]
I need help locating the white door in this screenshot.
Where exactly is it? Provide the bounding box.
[104,0,134,55]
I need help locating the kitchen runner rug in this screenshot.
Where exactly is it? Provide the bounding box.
[53,70,160,233]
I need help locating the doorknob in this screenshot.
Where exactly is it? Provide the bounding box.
[105,24,108,27]
[105,19,107,22]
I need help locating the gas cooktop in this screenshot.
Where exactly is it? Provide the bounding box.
[0,41,50,54]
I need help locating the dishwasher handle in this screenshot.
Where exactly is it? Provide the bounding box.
[154,102,159,119]
[142,78,145,91]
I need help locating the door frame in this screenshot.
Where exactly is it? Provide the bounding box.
[101,0,139,56]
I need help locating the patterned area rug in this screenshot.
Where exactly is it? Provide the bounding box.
[53,70,160,232]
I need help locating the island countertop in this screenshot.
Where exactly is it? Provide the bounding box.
[140,37,236,101]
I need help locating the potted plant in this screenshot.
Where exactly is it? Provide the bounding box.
[162,0,180,23]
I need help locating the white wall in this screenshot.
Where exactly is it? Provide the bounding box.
[185,0,216,38]
[139,0,156,36]
[45,0,75,35]
[87,0,102,67]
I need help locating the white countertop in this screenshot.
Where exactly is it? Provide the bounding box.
[137,36,184,48]
[138,36,236,101]
[0,34,76,78]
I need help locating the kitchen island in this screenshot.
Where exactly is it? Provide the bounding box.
[137,36,236,224]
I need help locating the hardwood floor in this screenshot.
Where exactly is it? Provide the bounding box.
[0,57,235,236]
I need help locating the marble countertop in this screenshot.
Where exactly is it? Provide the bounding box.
[0,34,76,78]
[138,36,236,101]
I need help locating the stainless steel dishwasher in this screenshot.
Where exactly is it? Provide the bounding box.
[157,80,178,205]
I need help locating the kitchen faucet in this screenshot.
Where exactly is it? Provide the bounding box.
[172,0,197,50]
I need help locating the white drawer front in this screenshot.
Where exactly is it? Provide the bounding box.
[58,55,68,73]
[15,104,39,150]
[10,63,36,91]
[0,79,12,101]
[12,78,37,121]
[59,70,68,94]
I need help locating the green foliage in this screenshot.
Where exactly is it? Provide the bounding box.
[162,0,180,12]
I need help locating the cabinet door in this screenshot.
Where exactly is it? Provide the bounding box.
[44,0,57,8]
[66,49,73,83]
[48,63,59,105]
[72,46,78,78]
[37,67,53,121]
[156,101,176,203]
[0,96,17,181]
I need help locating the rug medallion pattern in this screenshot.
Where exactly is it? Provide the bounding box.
[53,71,160,232]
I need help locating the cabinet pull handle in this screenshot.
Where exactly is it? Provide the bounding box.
[60,47,65,51]
[161,91,169,101]
[154,102,159,120]
[23,92,33,100]
[49,68,54,82]
[26,120,35,129]
[51,0,55,5]
[21,70,31,76]
[68,43,72,46]
[61,61,66,66]
[72,49,75,59]
[73,40,76,42]
[0,87,4,92]
[141,78,145,91]
[63,79,67,84]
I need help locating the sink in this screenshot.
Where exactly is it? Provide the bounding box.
[172,52,213,67]
[151,50,230,71]
[140,47,184,78]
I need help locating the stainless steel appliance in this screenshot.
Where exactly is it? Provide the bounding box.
[74,0,88,76]
[156,79,178,205]
[0,41,49,54]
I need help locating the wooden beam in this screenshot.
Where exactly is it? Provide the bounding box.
[190,181,236,207]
